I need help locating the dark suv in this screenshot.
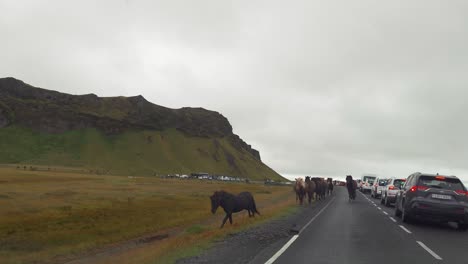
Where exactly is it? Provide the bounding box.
[395,172,468,230]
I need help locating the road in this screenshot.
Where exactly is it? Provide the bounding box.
[266,187,468,264]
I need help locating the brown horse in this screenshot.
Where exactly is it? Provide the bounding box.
[210,190,260,228]
[311,177,327,201]
[294,178,306,205]
[305,176,316,204]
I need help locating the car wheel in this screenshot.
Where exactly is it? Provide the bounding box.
[395,203,402,217]
[459,223,468,231]
[402,206,413,224]
[380,195,384,204]
[385,195,390,207]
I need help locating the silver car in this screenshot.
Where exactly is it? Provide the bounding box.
[371,178,388,199]
[380,177,406,206]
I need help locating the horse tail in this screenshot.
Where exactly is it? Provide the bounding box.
[251,196,260,215]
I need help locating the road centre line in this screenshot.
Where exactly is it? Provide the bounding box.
[358,194,443,261]
[265,197,335,264]
[417,241,443,260]
[399,225,412,234]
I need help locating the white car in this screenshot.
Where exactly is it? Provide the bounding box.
[360,175,376,193]
[380,177,406,206]
[371,178,388,199]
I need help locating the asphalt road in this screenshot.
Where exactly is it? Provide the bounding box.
[268,187,468,264]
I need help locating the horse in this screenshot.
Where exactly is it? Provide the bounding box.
[312,177,327,201]
[294,178,306,205]
[210,190,260,228]
[346,175,357,201]
[305,176,316,204]
[327,178,334,196]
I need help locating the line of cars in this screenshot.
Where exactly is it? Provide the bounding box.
[363,173,468,231]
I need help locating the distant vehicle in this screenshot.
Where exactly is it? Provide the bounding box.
[371,178,388,198]
[191,172,209,178]
[395,173,468,230]
[360,175,376,193]
[380,177,406,206]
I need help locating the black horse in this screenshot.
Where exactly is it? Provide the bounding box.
[210,190,260,228]
[346,175,357,201]
[327,178,334,196]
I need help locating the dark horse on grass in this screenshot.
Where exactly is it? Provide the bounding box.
[346,175,357,201]
[210,190,260,228]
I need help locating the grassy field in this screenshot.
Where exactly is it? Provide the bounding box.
[0,167,295,264]
[0,126,283,182]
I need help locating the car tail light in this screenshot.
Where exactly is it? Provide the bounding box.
[388,185,395,190]
[410,186,428,192]
[456,190,468,196]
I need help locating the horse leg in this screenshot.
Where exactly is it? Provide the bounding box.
[229,214,233,224]
[221,214,229,228]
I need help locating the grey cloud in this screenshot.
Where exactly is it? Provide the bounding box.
[2,0,468,181]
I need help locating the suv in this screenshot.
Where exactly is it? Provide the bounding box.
[371,178,388,199]
[381,178,406,206]
[395,173,468,230]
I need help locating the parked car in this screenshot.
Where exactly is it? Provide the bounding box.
[395,172,468,230]
[360,175,376,193]
[371,178,388,198]
[380,177,406,206]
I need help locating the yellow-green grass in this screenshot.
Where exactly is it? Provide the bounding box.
[0,168,295,264]
[0,126,284,181]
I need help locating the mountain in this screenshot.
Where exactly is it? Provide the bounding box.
[0,77,285,181]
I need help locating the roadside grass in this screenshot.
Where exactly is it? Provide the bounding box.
[0,168,295,264]
[95,193,296,264]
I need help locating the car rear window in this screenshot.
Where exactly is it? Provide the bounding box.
[418,176,465,191]
[393,179,405,188]
[378,180,386,186]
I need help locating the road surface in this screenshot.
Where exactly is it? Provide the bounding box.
[267,187,468,264]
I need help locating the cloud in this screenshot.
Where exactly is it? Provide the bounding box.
[2,0,468,181]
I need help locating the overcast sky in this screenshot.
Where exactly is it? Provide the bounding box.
[2,0,468,181]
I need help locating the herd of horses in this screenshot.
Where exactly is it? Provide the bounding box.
[293,176,334,205]
[210,176,351,228]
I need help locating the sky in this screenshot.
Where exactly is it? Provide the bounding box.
[2,0,468,182]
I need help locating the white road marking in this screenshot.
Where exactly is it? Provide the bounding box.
[377,207,382,210]
[264,235,299,264]
[383,211,388,215]
[417,241,443,260]
[399,225,412,234]
[265,197,335,264]
[389,217,397,223]
[300,197,336,233]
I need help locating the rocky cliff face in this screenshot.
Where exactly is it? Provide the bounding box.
[0,77,261,161]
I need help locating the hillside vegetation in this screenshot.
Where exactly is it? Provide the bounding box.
[0,126,282,180]
[0,78,284,181]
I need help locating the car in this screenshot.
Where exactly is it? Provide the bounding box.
[394,172,468,230]
[360,175,376,193]
[380,177,406,206]
[371,178,388,199]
